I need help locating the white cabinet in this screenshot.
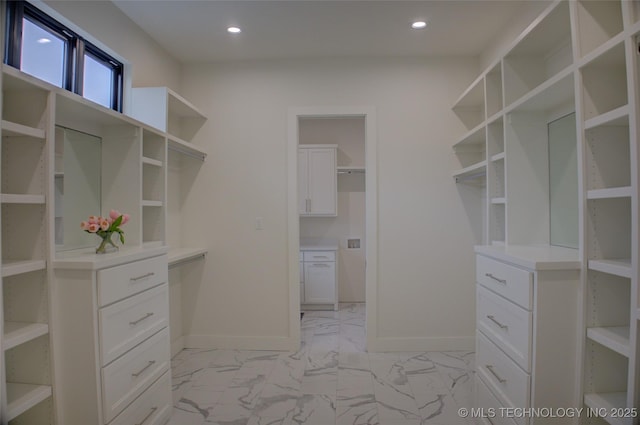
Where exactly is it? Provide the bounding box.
[474,248,580,425]
[51,250,172,425]
[301,250,337,310]
[298,145,337,216]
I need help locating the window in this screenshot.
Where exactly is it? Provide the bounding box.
[5,1,123,112]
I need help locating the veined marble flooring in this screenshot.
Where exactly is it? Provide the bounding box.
[168,303,475,425]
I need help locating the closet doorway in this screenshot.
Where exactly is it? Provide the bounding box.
[287,107,377,351]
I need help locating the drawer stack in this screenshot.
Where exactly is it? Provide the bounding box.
[300,250,338,311]
[52,251,172,425]
[97,255,171,425]
[474,252,580,425]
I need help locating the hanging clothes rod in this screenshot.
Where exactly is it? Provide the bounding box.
[337,168,365,175]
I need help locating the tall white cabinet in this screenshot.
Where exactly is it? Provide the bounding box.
[452,0,640,422]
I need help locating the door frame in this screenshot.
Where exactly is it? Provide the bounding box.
[287,106,377,350]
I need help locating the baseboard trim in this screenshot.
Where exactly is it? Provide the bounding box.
[183,334,298,351]
[368,335,475,352]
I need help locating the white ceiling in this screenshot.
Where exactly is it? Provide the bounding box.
[112,0,530,63]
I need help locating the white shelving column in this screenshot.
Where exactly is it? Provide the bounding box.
[1,68,54,424]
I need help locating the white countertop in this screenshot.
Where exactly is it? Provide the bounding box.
[475,244,581,270]
[300,237,339,251]
[54,245,169,270]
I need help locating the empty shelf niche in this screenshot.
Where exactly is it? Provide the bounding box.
[575,0,623,58]
[581,42,627,121]
[452,76,485,131]
[587,197,631,270]
[452,125,486,183]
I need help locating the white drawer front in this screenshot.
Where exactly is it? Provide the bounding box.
[475,377,518,425]
[476,255,532,310]
[477,331,530,424]
[98,255,168,307]
[109,370,172,425]
[477,285,532,372]
[100,284,168,366]
[102,328,170,423]
[303,251,335,262]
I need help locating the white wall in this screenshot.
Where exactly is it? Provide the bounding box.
[179,57,481,351]
[299,118,366,302]
[43,0,181,90]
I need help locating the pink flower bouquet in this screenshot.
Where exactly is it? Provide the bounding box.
[81,210,130,254]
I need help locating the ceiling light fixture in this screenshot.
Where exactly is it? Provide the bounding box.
[411,21,427,30]
[227,26,241,34]
[37,37,51,43]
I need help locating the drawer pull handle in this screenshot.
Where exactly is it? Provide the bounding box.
[129,312,154,326]
[312,263,330,267]
[487,315,508,330]
[131,272,155,282]
[485,365,506,383]
[131,360,156,378]
[135,406,158,425]
[485,273,506,284]
[313,256,330,259]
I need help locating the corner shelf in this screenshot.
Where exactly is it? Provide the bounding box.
[1,259,47,278]
[3,322,49,351]
[583,392,627,425]
[584,105,629,130]
[453,160,487,183]
[142,157,163,167]
[168,247,207,268]
[167,134,207,161]
[1,120,45,139]
[6,383,52,421]
[0,194,46,204]
[586,326,630,357]
[587,186,633,200]
[588,259,632,279]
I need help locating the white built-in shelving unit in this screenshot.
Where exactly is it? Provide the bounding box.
[452,0,639,421]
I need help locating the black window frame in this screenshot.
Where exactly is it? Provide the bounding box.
[5,1,124,112]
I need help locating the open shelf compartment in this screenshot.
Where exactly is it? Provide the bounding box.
[452,76,485,131]
[575,0,623,58]
[580,42,627,121]
[503,1,573,107]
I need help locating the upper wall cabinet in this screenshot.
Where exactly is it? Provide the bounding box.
[130,87,207,160]
[298,145,337,217]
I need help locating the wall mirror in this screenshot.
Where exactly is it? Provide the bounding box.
[54,126,102,251]
[548,112,578,249]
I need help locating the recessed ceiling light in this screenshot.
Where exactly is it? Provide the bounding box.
[37,37,51,43]
[411,21,427,30]
[227,26,241,34]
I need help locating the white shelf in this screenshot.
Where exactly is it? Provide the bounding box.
[588,259,632,279]
[587,187,632,200]
[168,247,208,267]
[1,120,45,139]
[54,172,64,178]
[584,105,629,130]
[6,383,52,421]
[168,88,207,119]
[142,200,163,207]
[453,160,487,183]
[2,259,47,277]
[583,393,627,425]
[491,152,505,162]
[0,194,45,204]
[506,68,574,113]
[491,197,506,205]
[452,74,484,110]
[452,123,485,148]
[337,166,365,174]
[142,157,163,167]
[167,134,207,161]
[4,322,49,351]
[586,326,630,357]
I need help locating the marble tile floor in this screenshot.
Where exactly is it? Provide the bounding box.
[168,303,475,425]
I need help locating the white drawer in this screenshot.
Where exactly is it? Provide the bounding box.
[477,285,532,372]
[102,328,170,423]
[303,251,335,262]
[98,255,168,307]
[477,331,530,424]
[109,370,172,425]
[476,255,532,310]
[99,284,168,366]
[474,377,517,425]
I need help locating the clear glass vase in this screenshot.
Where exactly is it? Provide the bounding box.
[96,232,118,254]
